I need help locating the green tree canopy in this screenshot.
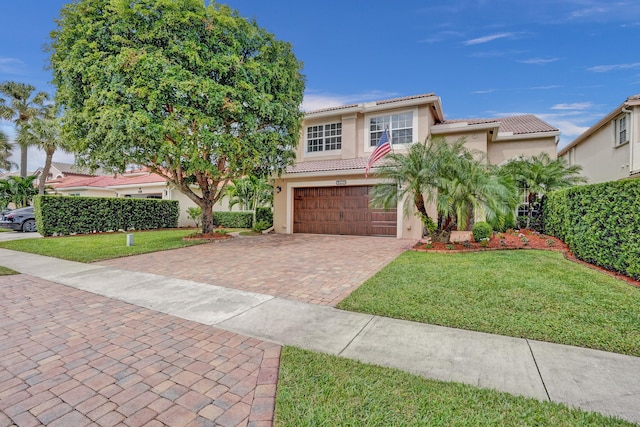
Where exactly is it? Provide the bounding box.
[49,0,305,233]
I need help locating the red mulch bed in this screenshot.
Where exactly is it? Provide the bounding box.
[182,232,233,241]
[412,229,640,288]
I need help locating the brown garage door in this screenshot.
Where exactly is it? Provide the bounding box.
[293,186,397,236]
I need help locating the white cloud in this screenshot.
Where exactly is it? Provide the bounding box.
[529,85,562,90]
[551,102,594,110]
[569,7,609,19]
[587,62,640,72]
[463,32,515,45]
[517,57,560,65]
[471,89,495,94]
[0,57,25,75]
[302,91,398,112]
[418,30,464,44]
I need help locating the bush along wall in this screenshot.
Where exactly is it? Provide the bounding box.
[34,195,179,237]
[543,179,640,280]
[212,211,253,228]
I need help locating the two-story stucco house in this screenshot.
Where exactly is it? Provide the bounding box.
[272,93,560,239]
[559,94,640,183]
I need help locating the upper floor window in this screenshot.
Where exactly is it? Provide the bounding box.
[306,123,342,153]
[615,115,628,145]
[369,112,413,147]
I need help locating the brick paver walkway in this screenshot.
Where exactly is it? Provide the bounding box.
[99,234,411,306]
[0,274,280,427]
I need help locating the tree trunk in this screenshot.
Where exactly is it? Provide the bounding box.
[200,201,214,234]
[39,150,54,195]
[20,144,28,178]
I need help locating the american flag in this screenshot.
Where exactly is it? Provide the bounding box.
[365,129,391,177]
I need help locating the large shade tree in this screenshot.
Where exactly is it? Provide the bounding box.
[49,0,305,233]
[0,82,49,177]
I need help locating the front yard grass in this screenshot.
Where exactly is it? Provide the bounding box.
[337,250,640,356]
[0,229,213,262]
[0,266,18,275]
[275,347,634,426]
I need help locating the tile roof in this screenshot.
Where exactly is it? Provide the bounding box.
[49,161,105,176]
[286,157,369,174]
[441,114,558,135]
[48,171,167,189]
[306,93,436,115]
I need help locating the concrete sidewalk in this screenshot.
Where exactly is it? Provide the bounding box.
[2,248,639,424]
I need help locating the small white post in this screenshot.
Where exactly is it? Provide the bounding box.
[126,234,134,246]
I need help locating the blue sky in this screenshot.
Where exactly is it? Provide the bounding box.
[1,0,640,171]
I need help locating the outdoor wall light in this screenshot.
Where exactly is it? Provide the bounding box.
[275,186,282,193]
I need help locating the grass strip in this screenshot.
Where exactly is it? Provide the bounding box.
[338,250,640,356]
[0,229,210,262]
[275,347,634,426]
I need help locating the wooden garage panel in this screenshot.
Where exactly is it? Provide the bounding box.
[293,186,397,236]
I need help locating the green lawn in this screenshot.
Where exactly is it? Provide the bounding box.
[0,266,18,275]
[0,229,212,262]
[275,347,633,427]
[338,250,640,356]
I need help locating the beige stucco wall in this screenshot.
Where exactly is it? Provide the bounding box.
[488,136,558,165]
[560,122,631,184]
[273,174,423,239]
[296,105,436,163]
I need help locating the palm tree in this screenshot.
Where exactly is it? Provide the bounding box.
[0,81,49,177]
[224,175,273,225]
[371,137,516,240]
[17,105,66,194]
[0,176,38,208]
[500,153,585,228]
[437,157,517,232]
[0,128,14,171]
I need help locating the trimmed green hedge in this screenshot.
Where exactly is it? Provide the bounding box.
[543,179,640,280]
[212,211,253,228]
[211,208,273,229]
[256,207,273,225]
[34,195,179,236]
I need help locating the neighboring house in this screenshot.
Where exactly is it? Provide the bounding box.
[46,168,233,227]
[559,94,640,183]
[33,161,105,181]
[272,93,560,239]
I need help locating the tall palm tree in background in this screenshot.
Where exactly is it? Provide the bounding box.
[0,81,49,177]
[499,153,585,228]
[0,127,14,172]
[17,104,66,194]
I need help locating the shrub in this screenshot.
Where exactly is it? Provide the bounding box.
[252,220,271,233]
[472,221,492,242]
[212,211,252,228]
[186,207,202,228]
[255,207,273,225]
[34,195,179,236]
[543,179,640,280]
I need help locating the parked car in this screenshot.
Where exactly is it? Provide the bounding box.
[0,206,37,232]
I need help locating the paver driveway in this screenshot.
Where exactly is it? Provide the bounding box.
[0,274,280,427]
[98,234,412,306]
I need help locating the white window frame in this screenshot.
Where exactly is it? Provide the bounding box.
[364,108,418,152]
[615,114,629,146]
[305,122,342,155]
